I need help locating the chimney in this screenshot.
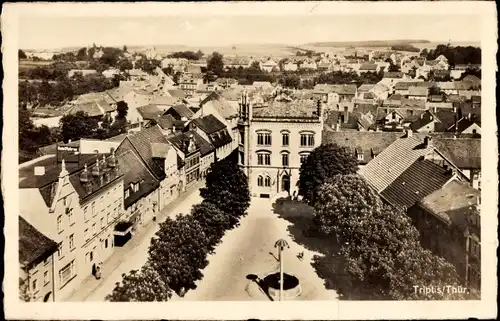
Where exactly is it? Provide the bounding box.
[433,106,437,113]
[34,166,45,176]
[468,112,472,120]
[407,128,413,137]
[336,120,341,132]
[420,113,424,119]
[424,136,432,148]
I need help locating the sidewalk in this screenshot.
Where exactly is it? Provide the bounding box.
[65,179,205,301]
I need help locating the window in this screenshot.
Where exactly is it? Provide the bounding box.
[92,223,96,235]
[282,133,289,146]
[257,132,272,146]
[357,152,364,161]
[84,206,88,221]
[257,176,263,186]
[59,260,75,287]
[257,152,271,166]
[32,279,38,291]
[84,228,89,242]
[107,212,110,224]
[57,242,63,259]
[92,202,96,217]
[392,112,396,120]
[43,271,49,285]
[100,217,104,229]
[69,234,74,250]
[68,209,74,226]
[300,133,315,147]
[282,154,289,167]
[300,154,309,164]
[264,176,271,187]
[125,189,130,198]
[57,215,63,232]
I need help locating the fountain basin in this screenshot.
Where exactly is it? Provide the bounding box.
[262,272,301,300]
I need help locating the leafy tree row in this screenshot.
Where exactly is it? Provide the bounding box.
[106,158,250,301]
[19,73,119,108]
[390,44,420,52]
[298,144,466,300]
[167,50,204,61]
[423,44,481,66]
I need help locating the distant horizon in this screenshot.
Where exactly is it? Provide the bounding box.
[21,39,482,52]
[19,15,482,51]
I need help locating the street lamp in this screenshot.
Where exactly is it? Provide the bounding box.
[274,238,290,301]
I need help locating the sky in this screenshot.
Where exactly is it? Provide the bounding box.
[19,15,482,50]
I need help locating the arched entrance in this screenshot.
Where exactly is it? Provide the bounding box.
[281,175,290,194]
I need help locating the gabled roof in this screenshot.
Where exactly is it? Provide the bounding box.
[462,75,481,85]
[152,95,179,106]
[359,136,435,192]
[447,116,481,133]
[167,89,187,99]
[408,86,428,97]
[156,114,176,129]
[380,158,454,209]
[66,101,104,117]
[410,110,435,131]
[357,84,375,92]
[192,114,227,134]
[383,71,404,79]
[314,84,357,95]
[136,104,163,120]
[400,98,426,109]
[119,126,169,180]
[432,138,481,169]
[322,131,403,163]
[359,63,378,71]
[418,180,480,227]
[166,131,200,155]
[116,150,160,209]
[166,104,195,119]
[19,216,58,268]
[190,131,215,156]
[200,92,238,119]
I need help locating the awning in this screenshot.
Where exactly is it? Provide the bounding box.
[114,221,133,236]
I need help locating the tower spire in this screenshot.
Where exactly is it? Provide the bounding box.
[59,159,68,178]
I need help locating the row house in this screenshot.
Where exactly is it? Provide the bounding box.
[167,132,202,190]
[188,114,234,161]
[407,180,480,297]
[19,216,59,302]
[299,59,318,70]
[197,92,240,151]
[116,126,180,215]
[19,151,125,300]
[238,92,323,198]
[313,84,358,104]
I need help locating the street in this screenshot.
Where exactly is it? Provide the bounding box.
[66,181,204,301]
[182,195,339,301]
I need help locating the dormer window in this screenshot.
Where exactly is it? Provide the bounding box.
[125,189,130,199]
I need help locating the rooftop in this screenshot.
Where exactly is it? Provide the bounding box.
[19,216,58,269]
[419,180,480,227]
[380,158,454,209]
[253,98,321,119]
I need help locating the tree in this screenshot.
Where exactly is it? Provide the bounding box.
[123,45,128,52]
[116,101,129,120]
[199,158,250,228]
[278,74,300,89]
[207,52,224,75]
[249,60,261,71]
[313,175,466,300]
[387,62,401,72]
[60,111,99,142]
[117,59,133,72]
[76,47,87,60]
[106,263,172,302]
[191,201,229,251]
[298,143,359,205]
[19,49,27,59]
[148,215,210,294]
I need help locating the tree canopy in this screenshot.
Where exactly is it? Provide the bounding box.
[60,111,99,143]
[148,215,210,294]
[167,50,204,60]
[106,263,172,302]
[426,44,481,66]
[200,158,250,228]
[19,49,27,59]
[298,143,359,205]
[190,201,229,251]
[313,174,466,300]
[207,52,224,75]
